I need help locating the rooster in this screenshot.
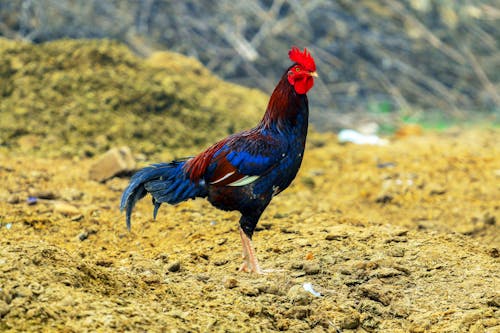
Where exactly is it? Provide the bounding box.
[120,47,317,274]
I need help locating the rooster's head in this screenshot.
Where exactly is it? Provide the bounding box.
[287,47,318,95]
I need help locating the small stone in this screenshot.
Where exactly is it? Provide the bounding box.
[239,284,259,296]
[195,274,209,282]
[256,283,281,295]
[155,253,169,263]
[29,282,44,295]
[339,311,360,329]
[287,284,313,305]
[360,282,392,306]
[53,202,80,216]
[223,277,238,289]
[78,229,97,241]
[280,227,298,234]
[303,262,320,275]
[60,188,84,201]
[291,271,306,278]
[428,183,447,195]
[78,231,89,241]
[15,286,33,298]
[17,134,40,151]
[0,300,10,318]
[89,146,136,182]
[375,193,393,204]
[7,194,20,204]
[371,267,404,278]
[285,306,310,319]
[165,309,189,320]
[213,259,228,266]
[167,261,181,273]
[483,213,496,225]
[325,233,348,241]
[387,247,405,257]
[70,214,84,222]
[216,238,227,246]
[59,295,77,307]
[486,294,500,307]
[29,189,58,200]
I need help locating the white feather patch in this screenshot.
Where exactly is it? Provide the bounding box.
[210,171,235,185]
[228,175,260,187]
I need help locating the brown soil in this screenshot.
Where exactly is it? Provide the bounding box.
[0,129,498,332]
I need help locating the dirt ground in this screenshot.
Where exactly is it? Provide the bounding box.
[0,128,498,332]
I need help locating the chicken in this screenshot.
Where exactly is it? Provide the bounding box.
[120,47,317,273]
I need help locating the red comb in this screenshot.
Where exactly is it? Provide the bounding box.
[288,47,316,72]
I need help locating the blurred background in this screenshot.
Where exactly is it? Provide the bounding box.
[0,0,498,131]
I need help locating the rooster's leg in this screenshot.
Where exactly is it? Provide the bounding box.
[238,227,263,274]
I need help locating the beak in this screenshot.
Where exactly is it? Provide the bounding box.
[310,71,318,77]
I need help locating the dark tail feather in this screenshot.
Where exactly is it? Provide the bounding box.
[120,160,207,230]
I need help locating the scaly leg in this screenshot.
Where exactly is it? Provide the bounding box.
[238,227,263,274]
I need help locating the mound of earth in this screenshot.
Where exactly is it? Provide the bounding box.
[0,38,265,158]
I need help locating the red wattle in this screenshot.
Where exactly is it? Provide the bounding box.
[292,77,314,95]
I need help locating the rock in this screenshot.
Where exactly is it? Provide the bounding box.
[155,253,169,264]
[216,238,227,246]
[89,146,136,182]
[59,295,77,307]
[339,311,360,329]
[287,284,313,305]
[303,262,321,275]
[166,261,181,273]
[371,267,405,278]
[325,233,348,241]
[28,188,58,200]
[386,247,405,257]
[17,134,40,152]
[213,259,228,266]
[376,193,393,204]
[7,194,20,204]
[488,248,499,258]
[60,188,84,201]
[223,277,238,289]
[239,284,260,296]
[486,293,500,307]
[360,282,393,306]
[29,282,44,295]
[78,229,97,241]
[483,213,496,225]
[53,202,80,216]
[284,306,310,319]
[15,286,33,298]
[256,283,281,295]
[0,300,10,318]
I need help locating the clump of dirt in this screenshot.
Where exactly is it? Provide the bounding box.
[0,38,265,158]
[0,129,498,332]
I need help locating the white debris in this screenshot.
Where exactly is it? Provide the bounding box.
[303,282,321,297]
[338,129,388,145]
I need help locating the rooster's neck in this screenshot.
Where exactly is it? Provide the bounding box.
[260,74,309,132]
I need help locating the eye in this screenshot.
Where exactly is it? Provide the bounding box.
[295,67,300,72]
